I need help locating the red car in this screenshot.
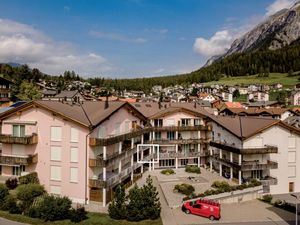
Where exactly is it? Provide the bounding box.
[182,199,221,221]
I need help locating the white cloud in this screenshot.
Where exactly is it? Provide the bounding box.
[265,0,296,16]
[193,30,234,56]
[0,19,113,76]
[193,0,297,57]
[154,68,165,74]
[144,28,168,34]
[89,30,147,43]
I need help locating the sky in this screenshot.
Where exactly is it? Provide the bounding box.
[0,0,297,78]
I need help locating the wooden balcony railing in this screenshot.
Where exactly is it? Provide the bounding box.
[89,125,211,146]
[159,151,208,159]
[0,153,38,166]
[0,133,38,145]
[146,138,209,145]
[210,141,278,154]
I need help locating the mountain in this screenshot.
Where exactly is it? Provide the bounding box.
[208,2,300,64]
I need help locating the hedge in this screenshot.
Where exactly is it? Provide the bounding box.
[160,169,175,175]
[185,165,201,174]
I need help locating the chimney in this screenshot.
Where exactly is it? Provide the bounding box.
[105,96,109,109]
[194,102,197,108]
[158,101,161,109]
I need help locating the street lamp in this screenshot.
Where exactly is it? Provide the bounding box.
[291,194,298,225]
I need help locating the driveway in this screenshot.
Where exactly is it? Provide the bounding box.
[0,217,28,225]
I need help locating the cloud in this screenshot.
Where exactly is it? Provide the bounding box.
[265,0,296,16]
[64,6,70,11]
[193,0,297,57]
[154,68,165,74]
[193,30,234,56]
[0,19,113,76]
[89,30,147,43]
[144,28,168,34]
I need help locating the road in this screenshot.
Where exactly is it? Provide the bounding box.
[0,217,28,225]
[199,222,295,225]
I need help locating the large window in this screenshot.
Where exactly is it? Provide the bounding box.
[12,125,25,137]
[70,127,79,143]
[50,146,61,161]
[181,119,191,127]
[50,166,61,181]
[12,165,25,176]
[154,132,161,140]
[251,170,263,179]
[70,167,78,183]
[167,131,175,140]
[154,119,163,127]
[70,147,78,163]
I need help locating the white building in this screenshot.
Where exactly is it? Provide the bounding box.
[209,116,300,194]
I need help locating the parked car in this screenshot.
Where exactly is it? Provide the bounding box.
[181,199,221,220]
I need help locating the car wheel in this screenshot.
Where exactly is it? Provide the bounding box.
[209,215,215,221]
[185,209,191,214]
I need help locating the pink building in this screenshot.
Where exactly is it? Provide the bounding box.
[0,100,212,206]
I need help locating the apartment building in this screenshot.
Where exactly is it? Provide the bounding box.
[209,116,300,194]
[130,102,212,169]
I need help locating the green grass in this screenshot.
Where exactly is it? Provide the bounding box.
[205,72,300,87]
[0,211,163,225]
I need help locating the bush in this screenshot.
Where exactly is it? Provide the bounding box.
[248,178,261,186]
[160,169,175,175]
[69,206,87,223]
[19,172,39,185]
[5,177,18,190]
[211,181,231,192]
[174,183,195,196]
[185,165,201,174]
[262,194,273,203]
[37,195,72,221]
[2,195,22,214]
[0,184,9,204]
[16,184,45,213]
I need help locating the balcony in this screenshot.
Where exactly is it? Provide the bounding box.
[210,141,278,154]
[147,138,208,145]
[0,153,38,166]
[152,125,210,132]
[89,127,151,146]
[0,133,38,145]
[159,151,208,159]
[260,176,278,186]
[241,160,278,171]
[210,154,240,168]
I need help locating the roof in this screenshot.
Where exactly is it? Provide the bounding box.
[245,101,278,107]
[130,102,212,119]
[220,107,295,116]
[54,90,80,98]
[0,100,147,129]
[209,115,300,140]
[223,102,242,108]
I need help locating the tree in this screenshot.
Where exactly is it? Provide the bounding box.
[108,185,127,220]
[126,184,144,221]
[276,91,288,105]
[141,176,161,220]
[233,89,240,98]
[16,81,42,100]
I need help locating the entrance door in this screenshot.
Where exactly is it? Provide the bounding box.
[289,182,294,192]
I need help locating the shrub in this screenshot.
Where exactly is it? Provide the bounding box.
[69,206,87,223]
[5,177,18,190]
[262,194,273,203]
[185,165,201,174]
[37,195,72,221]
[0,184,9,204]
[211,181,231,192]
[16,184,45,213]
[160,169,175,175]
[19,172,39,185]
[248,178,261,186]
[2,195,22,214]
[126,184,144,221]
[174,183,195,196]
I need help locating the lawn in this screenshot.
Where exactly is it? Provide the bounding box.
[0,211,163,225]
[204,73,300,87]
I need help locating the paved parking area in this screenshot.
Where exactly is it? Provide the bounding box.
[171,200,295,225]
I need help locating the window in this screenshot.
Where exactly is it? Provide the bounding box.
[181,119,191,127]
[193,204,201,209]
[288,136,296,148]
[50,166,61,181]
[12,144,25,156]
[154,132,161,140]
[98,126,106,138]
[70,127,79,143]
[165,119,175,126]
[70,167,78,183]
[12,125,25,137]
[50,146,61,161]
[251,170,262,179]
[194,119,202,126]
[51,127,62,141]
[115,122,121,135]
[288,166,296,178]
[288,151,296,163]
[12,165,25,176]
[50,185,61,195]
[167,131,175,140]
[70,147,78,163]
[181,159,188,166]
[154,119,163,127]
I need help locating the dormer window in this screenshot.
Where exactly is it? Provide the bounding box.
[12,125,25,137]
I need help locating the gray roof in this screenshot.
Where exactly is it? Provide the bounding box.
[54,90,80,98]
